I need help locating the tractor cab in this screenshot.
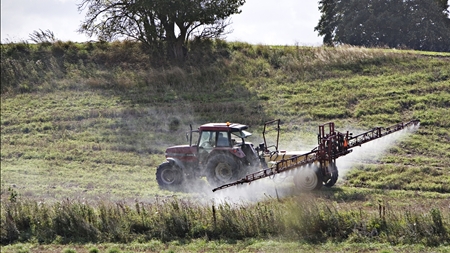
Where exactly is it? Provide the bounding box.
[197,123,251,148]
[196,123,253,164]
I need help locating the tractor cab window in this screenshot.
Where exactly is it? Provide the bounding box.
[199,131,217,151]
[231,130,252,139]
[231,130,252,145]
[216,131,230,147]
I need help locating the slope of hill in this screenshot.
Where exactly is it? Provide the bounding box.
[1,41,449,248]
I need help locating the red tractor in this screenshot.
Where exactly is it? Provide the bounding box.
[156,122,261,189]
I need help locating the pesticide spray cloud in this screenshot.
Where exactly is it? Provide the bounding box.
[336,122,420,177]
[207,175,296,204]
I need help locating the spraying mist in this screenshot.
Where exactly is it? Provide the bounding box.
[336,122,420,177]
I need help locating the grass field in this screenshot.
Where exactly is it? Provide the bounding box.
[1,41,449,252]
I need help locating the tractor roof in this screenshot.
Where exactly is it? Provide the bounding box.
[199,123,249,132]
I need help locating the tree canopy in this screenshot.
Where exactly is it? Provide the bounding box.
[315,0,450,52]
[78,0,246,61]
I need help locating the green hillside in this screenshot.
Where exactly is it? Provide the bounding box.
[1,41,449,250]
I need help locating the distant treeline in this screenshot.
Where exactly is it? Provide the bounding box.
[316,0,450,52]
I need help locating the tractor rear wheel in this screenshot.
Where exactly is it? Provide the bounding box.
[324,162,338,187]
[206,153,239,187]
[293,164,323,191]
[156,162,184,190]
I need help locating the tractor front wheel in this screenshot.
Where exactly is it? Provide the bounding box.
[156,162,184,190]
[206,154,239,187]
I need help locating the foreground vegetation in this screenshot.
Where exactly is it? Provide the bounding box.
[2,188,450,245]
[1,40,449,251]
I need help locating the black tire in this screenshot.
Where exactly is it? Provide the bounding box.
[293,164,323,191]
[156,162,184,190]
[206,153,239,187]
[324,162,338,187]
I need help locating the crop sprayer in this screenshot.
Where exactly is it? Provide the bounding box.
[156,119,420,192]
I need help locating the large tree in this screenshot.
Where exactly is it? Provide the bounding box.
[315,0,450,52]
[78,0,245,61]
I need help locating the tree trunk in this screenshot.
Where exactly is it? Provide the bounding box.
[167,40,187,62]
[163,20,187,63]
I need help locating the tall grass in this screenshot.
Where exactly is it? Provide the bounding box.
[1,193,448,246]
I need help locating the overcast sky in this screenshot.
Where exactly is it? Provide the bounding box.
[1,0,323,46]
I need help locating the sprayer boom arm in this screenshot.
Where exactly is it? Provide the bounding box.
[212,119,420,192]
[346,120,419,150]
